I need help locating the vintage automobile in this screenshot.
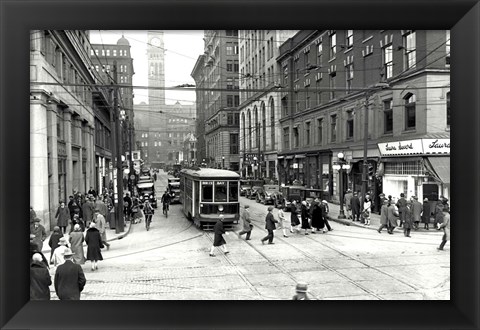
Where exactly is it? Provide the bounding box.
[256,184,280,205]
[247,185,263,200]
[273,185,305,211]
[301,188,325,204]
[239,180,251,196]
[168,181,181,204]
[240,179,263,199]
[137,180,157,208]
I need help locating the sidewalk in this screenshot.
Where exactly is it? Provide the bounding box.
[326,201,439,233]
[40,219,133,255]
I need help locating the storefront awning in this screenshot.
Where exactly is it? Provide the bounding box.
[425,157,450,184]
[285,155,294,160]
[295,154,306,159]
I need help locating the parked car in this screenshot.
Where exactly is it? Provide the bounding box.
[273,185,305,211]
[247,185,262,200]
[256,184,280,205]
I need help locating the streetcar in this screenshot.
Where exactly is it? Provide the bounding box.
[179,168,240,231]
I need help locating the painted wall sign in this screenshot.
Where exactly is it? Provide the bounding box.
[377,138,450,156]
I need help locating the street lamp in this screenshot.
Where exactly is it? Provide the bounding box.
[333,152,351,219]
[253,156,258,179]
[222,156,225,169]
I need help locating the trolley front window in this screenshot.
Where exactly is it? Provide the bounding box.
[215,181,228,202]
[229,182,239,201]
[202,182,213,202]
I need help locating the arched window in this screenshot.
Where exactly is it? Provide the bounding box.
[404,93,416,130]
[270,98,275,151]
[261,102,266,151]
[253,106,259,149]
[247,109,252,151]
[241,112,246,152]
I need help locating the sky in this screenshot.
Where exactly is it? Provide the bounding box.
[89,30,204,105]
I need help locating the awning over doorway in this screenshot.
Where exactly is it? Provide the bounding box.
[425,157,450,184]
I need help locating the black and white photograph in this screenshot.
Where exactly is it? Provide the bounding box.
[28,29,451,301]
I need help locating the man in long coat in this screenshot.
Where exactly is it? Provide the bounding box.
[209,214,229,257]
[238,205,252,240]
[396,193,408,227]
[261,206,278,244]
[351,192,361,222]
[54,249,86,300]
[422,198,431,230]
[344,190,353,219]
[94,208,110,250]
[437,206,451,251]
[377,199,389,233]
[82,197,95,228]
[30,218,47,252]
[386,197,398,234]
[411,196,423,230]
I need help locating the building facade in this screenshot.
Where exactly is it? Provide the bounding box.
[238,30,298,180]
[90,35,135,193]
[191,55,206,165]
[30,30,107,230]
[277,30,450,209]
[195,30,241,170]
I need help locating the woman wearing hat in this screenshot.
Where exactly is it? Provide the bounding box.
[209,214,230,257]
[51,237,70,267]
[69,224,86,265]
[421,198,431,230]
[261,206,278,244]
[48,226,63,265]
[300,201,312,235]
[292,282,310,300]
[85,222,104,271]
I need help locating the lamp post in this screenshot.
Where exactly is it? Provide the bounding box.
[222,156,225,170]
[253,156,258,179]
[333,152,351,219]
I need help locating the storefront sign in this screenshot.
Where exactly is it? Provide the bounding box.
[422,139,450,154]
[378,138,450,156]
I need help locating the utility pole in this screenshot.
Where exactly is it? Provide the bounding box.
[128,119,134,195]
[113,62,124,233]
[361,91,370,211]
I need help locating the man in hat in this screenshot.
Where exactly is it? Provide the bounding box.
[411,196,423,230]
[344,189,353,219]
[292,282,310,300]
[238,205,252,240]
[82,195,95,228]
[437,206,451,251]
[30,206,37,223]
[88,186,97,198]
[51,237,70,266]
[261,206,278,245]
[54,248,86,300]
[30,218,47,252]
[30,234,49,268]
[94,207,110,250]
[351,192,361,222]
[209,214,230,257]
[30,253,52,300]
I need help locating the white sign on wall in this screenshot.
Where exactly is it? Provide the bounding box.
[422,139,450,154]
[378,138,450,156]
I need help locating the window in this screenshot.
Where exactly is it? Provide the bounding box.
[230,133,239,154]
[101,49,105,56]
[282,97,289,116]
[384,99,393,133]
[294,58,299,80]
[113,49,117,56]
[317,42,323,66]
[283,127,290,149]
[329,32,336,59]
[95,49,99,55]
[229,182,239,201]
[269,37,274,59]
[214,181,228,202]
[295,92,300,113]
[329,72,336,100]
[293,127,299,147]
[226,60,233,72]
[270,99,275,151]
[330,114,337,142]
[446,92,451,127]
[227,78,233,89]
[346,62,354,92]
[202,184,213,202]
[234,60,239,72]
[346,30,353,48]
[227,113,234,125]
[305,122,311,145]
[234,95,240,107]
[317,118,323,145]
[283,65,289,86]
[346,111,354,140]
[404,31,416,69]
[106,49,110,56]
[316,81,322,105]
[404,93,416,130]
[227,95,234,107]
[304,49,310,67]
[446,30,450,66]
[383,44,393,79]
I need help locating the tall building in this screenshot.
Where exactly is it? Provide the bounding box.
[277,30,450,210]
[193,30,241,170]
[30,30,109,230]
[191,55,206,165]
[147,30,166,108]
[238,30,298,180]
[90,35,135,191]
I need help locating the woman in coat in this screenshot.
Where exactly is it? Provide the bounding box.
[421,198,431,230]
[290,201,301,233]
[300,201,312,235]
[311,202,325,233]
[55,201,70,234]
[30,253,52,300]
[69,224,86,265]
[209,214,229,257]
[48,226,63,264]
[85,222,103,271]
[377,199,389,233]
[386,197,398,234]
[403,203,414,237]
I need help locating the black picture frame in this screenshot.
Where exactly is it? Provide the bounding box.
[1,0,479,329]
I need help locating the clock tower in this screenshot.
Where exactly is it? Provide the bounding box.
[147,31,165,108]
